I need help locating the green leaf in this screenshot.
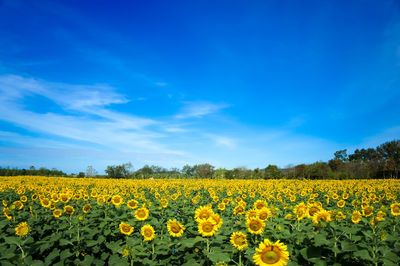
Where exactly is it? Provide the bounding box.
[314,234,330,247]
[353,249,372,261]
[180,236,204,248]
[4,237,19,245]
[45,249,60,264]
[60,249,73,261]
[207,250,231,263]
[340,240,357,252]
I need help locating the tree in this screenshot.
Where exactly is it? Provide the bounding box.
[181,164,196,177]
[78,172,85,178]
[86,166,97,177]
[105,163,133,179]
[195,164,215,179]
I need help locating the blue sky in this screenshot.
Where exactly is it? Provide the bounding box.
[0,0,399,174]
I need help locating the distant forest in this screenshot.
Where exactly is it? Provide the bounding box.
[1,140,399,179]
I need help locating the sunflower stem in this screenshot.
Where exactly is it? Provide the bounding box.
[239,252,242,266]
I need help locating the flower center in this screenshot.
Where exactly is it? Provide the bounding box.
[262,248,280,264]
[171,224,181,233]
[203,223,213,232]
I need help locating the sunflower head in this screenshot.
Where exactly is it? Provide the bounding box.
[312,210,332,226]
[53,209,62,218]
[134,207,149,221]
[230,232,247,251]
[246,217,265,235]
[82,204,91,214]
[111,195,124,207]
[253,239,290,266]
[198,218,218,237]
[141,224,155,241]
[351,210,362,224]
[390,203,400,216]
[127,199,139,209]
[64,205,75,215]
[167,219,185,237]
[195,205,214,222]
[15,222,29,237]
[119,222,134,236]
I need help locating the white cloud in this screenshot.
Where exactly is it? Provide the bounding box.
[174,101,229,119]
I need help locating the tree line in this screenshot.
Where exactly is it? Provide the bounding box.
[1,140,399,179]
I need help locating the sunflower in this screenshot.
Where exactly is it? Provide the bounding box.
[41,198,51,208]
[141,224,155,241]
[335,211,346,220]
[230,232,247,251]
[15,222,29,237]
[14,200,24,210]
[198,218,218,237]
[127,199,139,209]
[351,210,362,224]
[390,202,400,216]
[119,222,134,236]
[60,194,70,203]
[312,210,332,226]
[293,202,307,220]
[160,198,168,208]
[134,207,149,221]
[2,200,7,207]
[167,219,185,237]
[253,239,289,266]
[53,209,62,218]
[337,200,345,208]
[362,205,374,217]
[122,247,130,257]
[246,217,265,235]
[111,195,124,207]
[258,207,271,221]
[82,204,91,214]
[211,213,223,229]
[307,203,322,218]
[20,196,28,203]
[254,200,268,210]
[218,203,226,211]
[246,209,259,220]
[234,205,246,215]
[64,205,75,215]
[195,205,214,222]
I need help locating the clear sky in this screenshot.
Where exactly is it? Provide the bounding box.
[0,0,399,174]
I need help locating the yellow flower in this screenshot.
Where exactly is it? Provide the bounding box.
[134,207,149,221]
[293,202,307,220]
[258,207,271,221]
[254,200,268,210]
[253,239,289,266]
[141,224,155,241]
[20,196,28,203]
[127,199,139,209]
[122,248,130,257]
[64,205,75,215]
[217,203,225,211]
[119,222,134,236]
[234,205,246,215]
[246,217,265,235]
[198,218,218,237]
[111,195,124,207]
[160,198,168,208]
[14,200,24,210]
[53,209,62,218]
[15,222,29,237]
[337,200,345,208]
[195,205,214,222]
[167,219,185,237]
[391,202,400,216]
[335,211,346,220]
[362,205,374,217]
[40,198,51,208]
[230,232,247,251]
[82,204,91,214]
[351,210,362,224]
[312,210,332,226]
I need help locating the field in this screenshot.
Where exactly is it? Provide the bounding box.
[1,176,400,266]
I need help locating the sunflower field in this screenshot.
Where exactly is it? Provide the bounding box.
[1,176,400,266]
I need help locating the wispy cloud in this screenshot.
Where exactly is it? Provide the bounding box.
[174,101,229,119]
